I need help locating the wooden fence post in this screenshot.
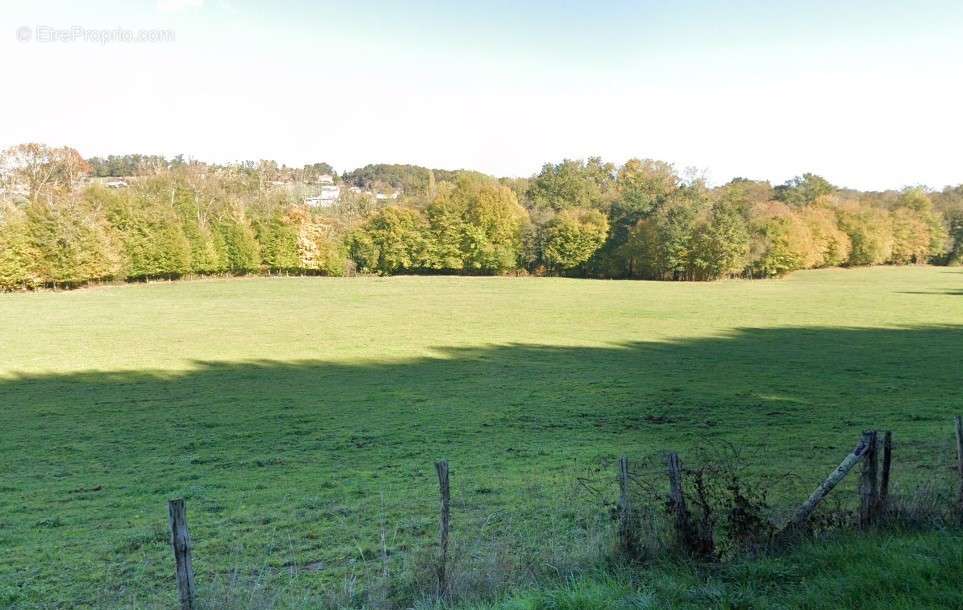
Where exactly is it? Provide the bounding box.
[617,456,635,555]
[666,452,692,549]
[955,416,963,518]
[859,431,879,527]
[168,498,196,610]
[878,431,892,512]
[785,432,873,529]
[434,460,450,597]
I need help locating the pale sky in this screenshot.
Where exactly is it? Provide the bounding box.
[2,0,962,190]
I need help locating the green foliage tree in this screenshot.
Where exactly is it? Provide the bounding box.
[527,158,615,211]
[891,188,947,263]
[457,176,529,273]
[3,142,962,289]
[774,173,836,207]
[541,208,609,272]
[689,202,751,280]
[425,182,469,271]
[216,210,261,274]
[23,197,121,286]
[0,203,41,289]
[102,187,192,280]
[348,207,431,274]
[590,159,681,278]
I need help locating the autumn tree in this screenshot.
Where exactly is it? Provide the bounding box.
[835,201,894,266]
[1,144,89,202]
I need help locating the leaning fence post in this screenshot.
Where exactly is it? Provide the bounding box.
[666,452,692,549]
[434,460,450,597]
[955,417,963,518]
[168,498,196,610]
[617,456,635,555]
[785,432,873,530]
[859,431,879,527]
[878,431,892,512]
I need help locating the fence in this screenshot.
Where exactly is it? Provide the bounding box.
[164,417,963,610]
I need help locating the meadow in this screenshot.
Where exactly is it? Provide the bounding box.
[1,266,962,608]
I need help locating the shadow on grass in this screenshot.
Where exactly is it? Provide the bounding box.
[898,289,963,295]
[1,325,962,606]
[3,324,962,490]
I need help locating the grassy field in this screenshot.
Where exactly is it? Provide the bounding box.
[1,266,962,608]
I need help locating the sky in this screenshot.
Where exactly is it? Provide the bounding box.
[1,0,962,190]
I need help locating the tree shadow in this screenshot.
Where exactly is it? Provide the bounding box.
[898,289,963,295]
[2,324,962,603]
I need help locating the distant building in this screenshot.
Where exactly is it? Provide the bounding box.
[305,184,341,207]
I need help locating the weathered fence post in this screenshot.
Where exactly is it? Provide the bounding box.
[617,456,635,555]
[666,452,693,549]
[434,460,450,597]
[859,431,879,527]
[955,416,963,518]
[168,498,196,610]
[878,430,892,512]
[785,432,873,530]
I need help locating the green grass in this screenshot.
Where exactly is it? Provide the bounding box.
[1,266,962,608]
[467,530,963,610]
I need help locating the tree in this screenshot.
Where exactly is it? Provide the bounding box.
[425,181,468,271]
[933,185,963,264]
[348,207,431,274]
[616,159,678,217]
[799,201,851,267]
[835,201,894,266]
[1,144,89,202]
[457,176,529,273]
[102,187,192,280]
[774,173,836,207]
[890,207,930,264]
[0,203,41,289]
[527,158,615,211]
[422,174,529,274]
[689,202,750,280]
[892,188,946,262]
[24,196,121,286]
[257,213,301,273]
[651,197,700,280]
[301,162,336,183]
[216,209,261,274]
[749,202,814,277]
[342,164,436,197]
[589,159,681,278]
[715,178,774,215]
[541,208,609,272]
[297,219,346,276]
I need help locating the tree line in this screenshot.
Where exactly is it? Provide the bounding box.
[0,144,960,291]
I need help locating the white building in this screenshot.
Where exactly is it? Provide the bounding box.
[305,184,341,207]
